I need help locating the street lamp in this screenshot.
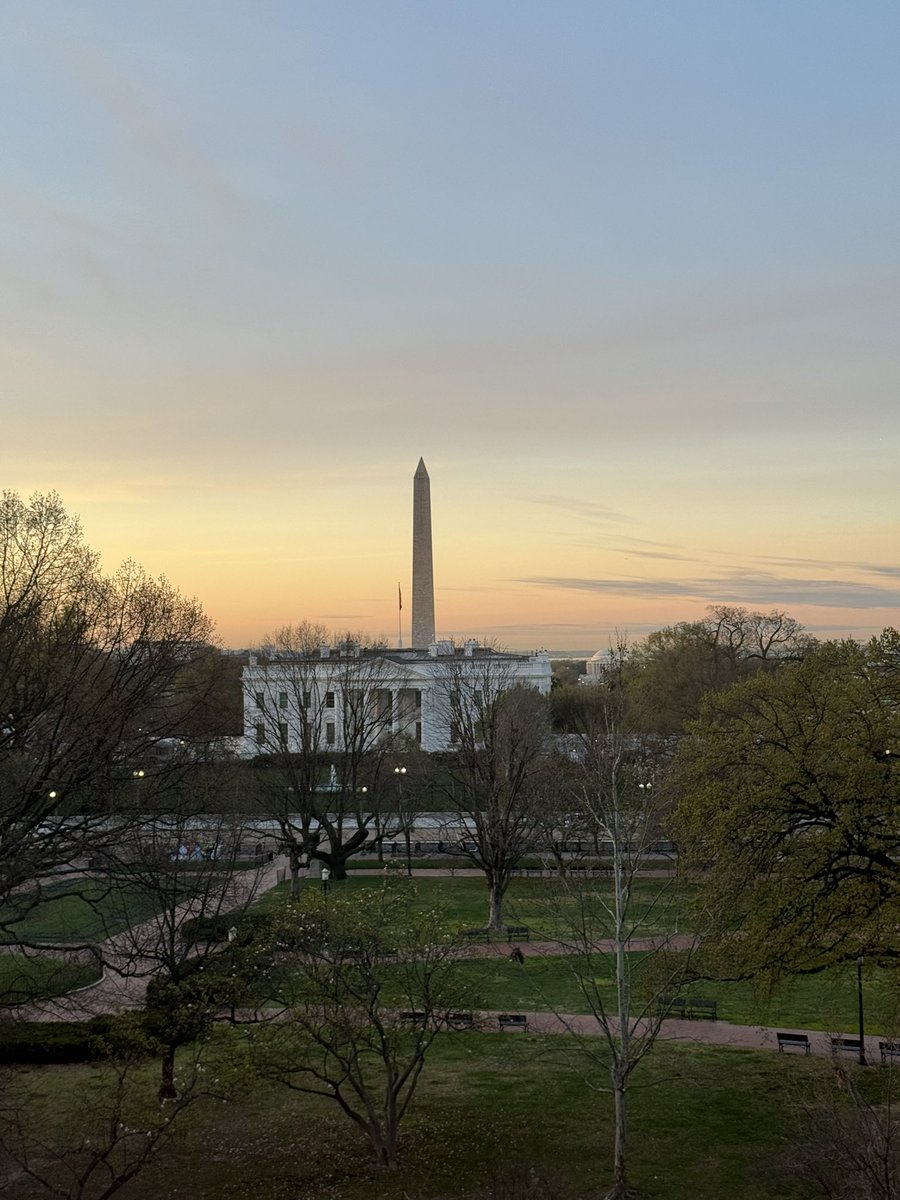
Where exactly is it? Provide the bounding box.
[393,766,411,876]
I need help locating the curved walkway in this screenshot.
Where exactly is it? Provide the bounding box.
[11,864,883,1062]
[15,855,287,1022]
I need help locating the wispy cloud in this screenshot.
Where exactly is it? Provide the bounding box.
[523,495,637,525]
[515,572,900,609]
[756,555,900,579]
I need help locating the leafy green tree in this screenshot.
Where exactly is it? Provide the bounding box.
[630,606,813,734]
[674,631,900,977]
[248,882,474,1168]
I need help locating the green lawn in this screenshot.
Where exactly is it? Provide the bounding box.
[254,872,697,938]
[247,872,900,1035]
[2,1030,848,1199]
[448,953,900,1034]
[0,952,101,1005]
[0,879,167,944]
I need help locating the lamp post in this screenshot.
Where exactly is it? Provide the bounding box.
[857,956,867,1066]
[393,766,411,876]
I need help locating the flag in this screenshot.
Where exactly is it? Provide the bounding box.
[398,583,402,611]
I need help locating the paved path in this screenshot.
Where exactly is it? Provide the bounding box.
[16,855,287,1022]
[519,1010,878,1060]
[11,864,883,1062]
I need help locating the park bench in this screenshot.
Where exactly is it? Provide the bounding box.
[498,1013,528,1032]
[446,1011,475,1030]
[880,1041,900,1065]
[505,925,531,941]
[462,927,492,942]
[657,996,687,1018]
[686,997,718,1021]
[830,1036,863,1056]
[777,1032,811,1055]
[400,1010,427,1027]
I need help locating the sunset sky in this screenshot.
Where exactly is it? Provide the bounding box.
[3,2,898,653]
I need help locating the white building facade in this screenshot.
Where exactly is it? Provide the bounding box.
[240,640,551,756]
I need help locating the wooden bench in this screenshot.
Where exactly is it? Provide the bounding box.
[880,1041,900,1065]
[687,998,718,1021]
[498,1013,528,1032]
[400,1010,426,1027]
[830,1036,863,1056]
[461,928,491,942]
[777,1032,810,1055]
[446,1011,474,1030]
[505,925,531,941]
[657,996,687,1018]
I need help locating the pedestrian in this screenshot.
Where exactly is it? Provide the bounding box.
[321,865,331,896]
[509,946,524,965]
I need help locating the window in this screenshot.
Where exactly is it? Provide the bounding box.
[255,723,266,745]
[326,722,336,745]
[325,691,335,708]
[254,691,265,709]
[278,691,288,709]
[450,721,461,745]
[474,690,483,708]
[279,722,288,744]
[302,690,311,708]
[415,721,422,744]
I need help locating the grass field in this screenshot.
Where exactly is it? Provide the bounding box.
[249,875,900,1035]
[1,1030,846,1199]
[0,952,101,1005]
[0,880,168,944]
[450,953,900,1035]
[254,872,697,938]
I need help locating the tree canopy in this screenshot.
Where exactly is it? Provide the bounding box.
[0,490,221,922]
[673,630,900,976]
[629,605,814,734]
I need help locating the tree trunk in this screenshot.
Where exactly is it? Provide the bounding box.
[608,1077,629,1199]
[158,1045,177,1102]
[368,1118,398,1169]
[487,875,505,931]
[608,834,631,1199]
[289,848,303,901]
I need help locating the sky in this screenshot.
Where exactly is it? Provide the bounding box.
[2,1,898,654]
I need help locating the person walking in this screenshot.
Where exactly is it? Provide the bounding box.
[321,865,331,896]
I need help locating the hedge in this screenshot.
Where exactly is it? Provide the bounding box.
[0,1015,151,1064]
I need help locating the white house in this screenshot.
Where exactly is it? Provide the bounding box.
[240,639,551,756]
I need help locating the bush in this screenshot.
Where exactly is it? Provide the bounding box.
[0,1014,152,1064]
[180,911,269,944]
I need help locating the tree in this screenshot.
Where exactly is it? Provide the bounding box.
[0,1015,217,1200]
[541,644,695,1200]
[629,605,814,734]
[785,1060,900,1199]
[430,657,550,931]
[248,882,473,1168]
[673,630,900,978]
[0,490,220,932]
[100,811,266,1101]
[245,626,408,886]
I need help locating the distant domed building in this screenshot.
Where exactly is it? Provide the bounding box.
[580,648,615,685]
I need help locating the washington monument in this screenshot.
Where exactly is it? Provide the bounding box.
[411,458,435,647]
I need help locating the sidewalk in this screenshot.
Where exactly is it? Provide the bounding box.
[12,865,883,1062]
[15,855,287,1022]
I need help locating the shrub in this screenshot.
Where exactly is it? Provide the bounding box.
[0,1014,153,1064]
